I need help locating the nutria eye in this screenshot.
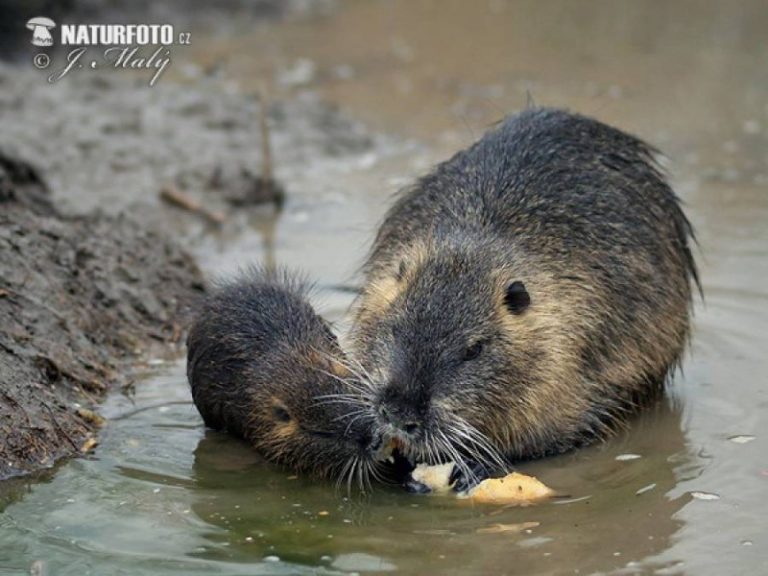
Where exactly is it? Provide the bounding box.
[272,405,291,423]
[505,281,530,314]
[463,341,484,361]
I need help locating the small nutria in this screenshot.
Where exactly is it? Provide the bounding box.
[187,268,380,484]
[352,108,699,488]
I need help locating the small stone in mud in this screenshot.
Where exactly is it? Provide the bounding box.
[76,408,105,428]
[80,438,98,453]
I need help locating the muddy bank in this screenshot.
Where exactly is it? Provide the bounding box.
[0,153,204,480]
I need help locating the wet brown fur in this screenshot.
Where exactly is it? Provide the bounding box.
[187,268,378,479]
[351,108,699,466]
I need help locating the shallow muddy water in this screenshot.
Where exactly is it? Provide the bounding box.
[2,1,768,574]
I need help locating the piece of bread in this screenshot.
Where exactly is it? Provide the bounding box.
[410,463,555,504]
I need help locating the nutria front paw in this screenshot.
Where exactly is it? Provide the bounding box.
[449,461,495,493]
[404,477,433,494]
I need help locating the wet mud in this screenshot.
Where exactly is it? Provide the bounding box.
[0,152,204,479]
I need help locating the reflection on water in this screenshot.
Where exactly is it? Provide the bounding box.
[0,363,701,576]
[191,395,699,575]
[2,0,768,574]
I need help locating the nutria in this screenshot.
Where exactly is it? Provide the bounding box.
[352,108,699,489]
[187,268,381,485]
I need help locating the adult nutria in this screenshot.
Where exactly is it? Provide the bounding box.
[187,268,381,485]
[353,108,699,489]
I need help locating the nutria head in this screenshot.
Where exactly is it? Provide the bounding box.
[352,234,614,475]
[240,339,379,483]
[187,269,381,485]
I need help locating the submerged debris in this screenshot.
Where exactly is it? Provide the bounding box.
[207,165,285,209]
[206,95,286,209]
[635,483,657,495]
[690,491,721,501]
[476,522,540,534]
[615,453,643,461]
[160,184,227,225]
[728,435,756,444]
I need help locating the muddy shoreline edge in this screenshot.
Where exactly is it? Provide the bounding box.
[0,152,206,480]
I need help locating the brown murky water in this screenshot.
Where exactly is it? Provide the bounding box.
[2,1,767,574]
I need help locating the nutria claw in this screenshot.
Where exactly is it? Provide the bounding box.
[449,460,495,493]
[405,477,433,494]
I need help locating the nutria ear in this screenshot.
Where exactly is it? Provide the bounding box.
[504,281,530,314]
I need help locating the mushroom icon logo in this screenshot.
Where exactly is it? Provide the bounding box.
[26,16,56,47]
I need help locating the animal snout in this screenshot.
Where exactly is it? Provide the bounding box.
[377,404,422,438]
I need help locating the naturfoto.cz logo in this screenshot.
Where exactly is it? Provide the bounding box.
[26,16,56,46]
[26,17,192,86]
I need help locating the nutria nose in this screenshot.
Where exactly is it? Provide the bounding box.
[378,405,421,437]
[403,422,420,435]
